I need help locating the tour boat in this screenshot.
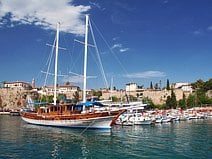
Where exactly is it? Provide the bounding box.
[21,103,123,129]
[21,15,123,129]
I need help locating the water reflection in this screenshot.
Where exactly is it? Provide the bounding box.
[0,116,211,159]
[22,121,114,159]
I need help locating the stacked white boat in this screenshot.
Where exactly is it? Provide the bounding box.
[115,107,211,126]
[116,112,153,126]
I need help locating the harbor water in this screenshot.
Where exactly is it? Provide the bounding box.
[0,115,211,159]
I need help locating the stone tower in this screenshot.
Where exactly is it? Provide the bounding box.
[32,78,35,88]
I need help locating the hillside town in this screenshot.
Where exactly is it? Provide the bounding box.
[0,79,211,111]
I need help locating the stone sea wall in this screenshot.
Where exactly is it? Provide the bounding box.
[0,88,28,110]
[0,87,196,110]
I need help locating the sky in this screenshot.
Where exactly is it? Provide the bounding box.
[0,0,212,89]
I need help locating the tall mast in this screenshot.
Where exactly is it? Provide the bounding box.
[53,22,60,105]
[110,77,113,101]
[83,15,89,103]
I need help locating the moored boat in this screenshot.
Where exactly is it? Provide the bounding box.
[21,15,123,130]
[10,109,20,116]
[21,104,123,129]
[115,111,153,126]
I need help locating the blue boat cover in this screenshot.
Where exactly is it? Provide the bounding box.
[76,101,104,107]
[27,102,48,105]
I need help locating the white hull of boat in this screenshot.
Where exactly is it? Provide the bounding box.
[134,120,152,125]
[22,116,115,129]
[155,119,162,123]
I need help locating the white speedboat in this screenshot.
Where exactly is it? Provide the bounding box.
[116,111,153,125]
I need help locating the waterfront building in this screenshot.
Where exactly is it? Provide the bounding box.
[126,82,137,92]
[172,82,193,93]
[125,82,145,98]
[38,83,80,99]
[3,81,31,90]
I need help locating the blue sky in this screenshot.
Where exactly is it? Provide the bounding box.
[0,0,212,89]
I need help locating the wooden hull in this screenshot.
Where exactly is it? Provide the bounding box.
[21,110,123,129]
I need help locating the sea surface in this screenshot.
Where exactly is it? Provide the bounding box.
[0,115,211,159]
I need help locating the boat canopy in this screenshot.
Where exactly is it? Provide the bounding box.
[76,101,104,107]
[28,102,48,105]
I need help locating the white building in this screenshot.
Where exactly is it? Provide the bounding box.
[173,82,193,93]
[126,83,137,92]
[4,81,31,89]
[38,84,80,95]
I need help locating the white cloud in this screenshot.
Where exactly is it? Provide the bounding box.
[124,71,166,78]
[112,43,122,49]
[120,48,129,52]
[193,30,203,35]
[112,37,119,41]
[111,43,129,53]
[0,0,90,35]
[89,1,105,11]
[207,26,212,31]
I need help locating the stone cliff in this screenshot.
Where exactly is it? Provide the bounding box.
[0,88,28,110]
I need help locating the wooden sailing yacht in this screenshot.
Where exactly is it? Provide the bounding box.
[21,15,124,129]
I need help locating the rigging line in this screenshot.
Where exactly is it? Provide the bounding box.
[61,31,72,53]
[88,46,99,71]
[69,39,76,71]
[89,18,109,89]
[44,36,56,86]
[74,39,95,47]
[69,40,84,75]
[41,71,67,77]
[46,43,67,50]
[90,19,131,80]
[69,39,77,71]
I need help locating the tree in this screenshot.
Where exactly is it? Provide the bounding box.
[0,96,3,111]
[170,89,177,109]
[191,79,212,106]
[138,85,144,89]
[178,93,186,109]
[165,89,177,109]
[57,94,66,102]
[166,79,170,90]
[159,80,162,90]
[150,81,153,89]
[191,79,204,90]
[203,78,212,92]
[112,96,120,102]
[92,90,102,98]
[186,94,196,108]
[142,97,155,109]
[129,95,137,102]
[41,95,54,103]
[154,83,159,90]
[73,91,80,103]
[166,96,172,109]
[65,81,70,85]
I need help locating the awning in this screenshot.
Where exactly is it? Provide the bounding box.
[76,101,104,107]
[28,102,48,105]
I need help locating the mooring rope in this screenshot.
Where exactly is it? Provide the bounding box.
[80,120,96,135]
